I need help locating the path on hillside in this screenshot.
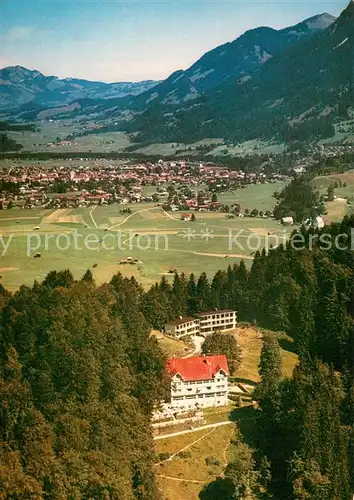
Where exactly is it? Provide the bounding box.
[155,428,216,466]
[108,206,162,230]
[162,209,179,221]
[154,420,233,440]
[89,206,98,228]
[220,426,234,478]
[157,474,205,484]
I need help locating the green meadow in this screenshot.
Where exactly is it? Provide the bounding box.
[2,177,351,292]
[0,187,292,291]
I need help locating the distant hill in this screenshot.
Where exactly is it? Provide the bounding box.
[128,3,352,145]
[126,13,336,110]
[0,66,160,111]
[5,12,336,125]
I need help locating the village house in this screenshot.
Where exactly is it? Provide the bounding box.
[167,355,229,409]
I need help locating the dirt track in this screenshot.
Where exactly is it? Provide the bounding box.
[193,252,254,260]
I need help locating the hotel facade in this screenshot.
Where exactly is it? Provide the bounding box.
[167,355,229,409]
[165,309,237,339]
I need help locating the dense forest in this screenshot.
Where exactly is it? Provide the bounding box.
[0,122,38,132]
[272,177,324,222]
[0,272,168,498]
[0,216,353,498]
[0,134,23,153]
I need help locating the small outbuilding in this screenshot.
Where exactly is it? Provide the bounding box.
[281,216,294,226]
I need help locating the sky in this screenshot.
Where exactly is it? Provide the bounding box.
[1,0,349,82]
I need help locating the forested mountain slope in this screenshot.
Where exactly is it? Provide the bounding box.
[129,1,353,144]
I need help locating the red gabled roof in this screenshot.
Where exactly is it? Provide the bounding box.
[167,355,229,382]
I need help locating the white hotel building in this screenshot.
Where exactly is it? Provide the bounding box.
[167,355,229,409]
[165,310,237,339]
[164,317,200,339]
[196,310,237,335]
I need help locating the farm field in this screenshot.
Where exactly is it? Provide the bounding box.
[0,188,295,291]
[7,121,82,149]
[7,121,289,157]
[311,170,354,223]
[132,138,224,156]
[218,181,289,211]
[1,175,351,292]
[210,138,287,156]
[7,125,132,153]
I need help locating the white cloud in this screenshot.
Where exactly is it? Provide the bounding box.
[6,26,33,41]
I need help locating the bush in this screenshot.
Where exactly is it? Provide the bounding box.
[205,456,221,467]
[177,451,192,459]
[158,452,171,462]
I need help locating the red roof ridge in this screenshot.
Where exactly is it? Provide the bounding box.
[167,355,229,382]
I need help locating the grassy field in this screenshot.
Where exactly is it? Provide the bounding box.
[312,171,354,223]
[0,188,295,291]
[234,325,298,383]
[218,181,288,211]
[210,138,287,156]
[7,122,289,157]
[150,331,190,357]
[57,131,131,152]
[7,122,131,153]
[0,175,350,292]
[154,424,234,500]
[7,121,81,149]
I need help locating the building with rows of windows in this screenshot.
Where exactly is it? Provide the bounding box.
[167,355,229,409]
[164,310,237,339]
[196,310,237,335]
[164,317,200,339]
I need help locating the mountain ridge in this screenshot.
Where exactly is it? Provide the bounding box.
[118,12,337,112]
[0,66,160,111]
[128,2,352,145]
[2,12,336,118]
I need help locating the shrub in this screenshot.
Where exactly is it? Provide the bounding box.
[205,456,221,467]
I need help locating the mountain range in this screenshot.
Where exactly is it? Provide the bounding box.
[129,3,353,145]
[127,13,337,110]
[0,66,159,111]
[3,4,353,147]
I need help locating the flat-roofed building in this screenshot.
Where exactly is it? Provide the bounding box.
[196,309,237,336]
[165,317,200,339]
[167,355,229,409]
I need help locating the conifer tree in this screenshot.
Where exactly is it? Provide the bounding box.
[195,272,211,312]
[187,273,198,315]
[81,268,94,282]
